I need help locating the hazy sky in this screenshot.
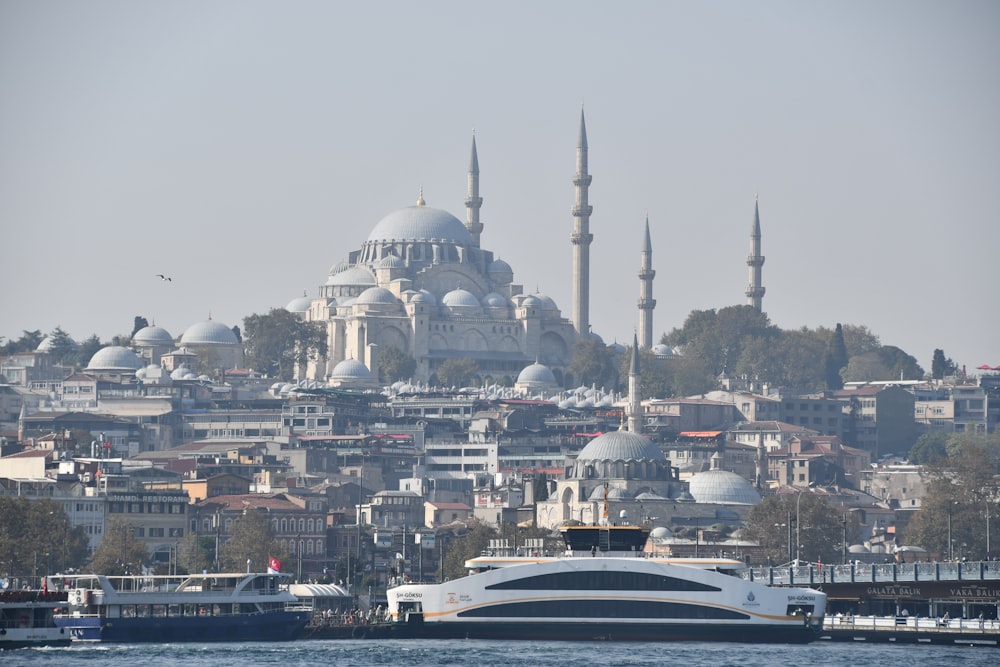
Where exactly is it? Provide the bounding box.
[2,1,997,373]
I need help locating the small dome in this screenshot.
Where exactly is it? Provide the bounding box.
[37,335,78,352]
[848,544,871,554]
[285,295,312,313]
[86,345,143,371]
[180,320,238,346]
[355,286,402,306]
[329,259,351,275]
[650,526,674,539]
[688,469,760,505]
[533,293,558,311]
[481,292,509,308]
[488,258,513,276]
[517,362,556,386]
[366,205,472,245]
[521,295,542,308]
[132,325,174,345]
[331,358,373,381]
[577,431,666,462]
[442,288,481,308]
[587,486,633,501]
[171,365,196,380]
[376,253,406,269]
[652,344,673,357]
[410,289,437,304]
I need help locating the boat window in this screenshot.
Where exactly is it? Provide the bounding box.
[486,571,721,592]
[458,599,749,620]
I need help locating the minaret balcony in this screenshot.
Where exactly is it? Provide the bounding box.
[573,175,593,187]
[746,255,765,265]
[571,205,593,216]
[570,232,593,245]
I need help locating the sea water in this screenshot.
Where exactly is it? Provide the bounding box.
[8,639,998,666]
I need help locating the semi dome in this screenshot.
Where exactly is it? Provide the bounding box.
[366,205,472,245]
[376,253,406,269]
[577,431,666,462]
[132,325,174,345]
[355,286,402,306]
[481,292,509,309]
[410,289,437,304]
[329,259,351,274]
[86,345,143,371]
[180,320,239,346]
[687,469,760,505]
[330,358,373,381]
[325,265,376,287]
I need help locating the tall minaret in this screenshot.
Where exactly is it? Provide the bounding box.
[745,195,766,311]
[637,215,656,348]
[571,108,593,336]
[627,332,643,434]
[465,131,483,247]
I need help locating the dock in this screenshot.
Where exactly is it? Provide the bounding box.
[820,615,1000,646]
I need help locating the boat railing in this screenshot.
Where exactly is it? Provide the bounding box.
[746,560,1000,586]
[823,614,1000,634]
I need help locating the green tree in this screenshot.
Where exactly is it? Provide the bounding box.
[841,324,881,357]
[908,431,949,465]
[567,337,617,389]
[442,521,498,580]
[0,329,44,355]
[903,434,1000,560]
[931,349,957,380]
[823,324,848,390]
[0,498,90,580]
[619,346,674,399]
[219,509,288,575]
[842,346,924,382]
[89,517,150,575]
[435,358,479,388]
[243,308,327,381]
[177,531,213,575]
[379,345,417,383]
[743,493,847,565]
[44,326,79,367]
[76,334,104,367]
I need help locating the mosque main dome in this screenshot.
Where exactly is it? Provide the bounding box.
[365,205,472,245]
[577,430,666,462]
[688,469,760,505]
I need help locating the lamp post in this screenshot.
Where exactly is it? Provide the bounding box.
[795,492,803,565]
[774,519,788,565]
[841,513,848,565]
[947,505,954,561]
[986,502,991,559]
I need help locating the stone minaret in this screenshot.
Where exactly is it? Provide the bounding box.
[627,332,643,434]
[465,132,483,247]
[745,195,766,311]
[571,108,593,336]
[637,215,656,348]
[756,431,767,490]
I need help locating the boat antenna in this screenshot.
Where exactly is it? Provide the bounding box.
[602,482,609,525]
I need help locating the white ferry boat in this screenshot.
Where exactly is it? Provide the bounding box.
[53,571,309,642]
[387,523,826,642]
[0,588,71,650]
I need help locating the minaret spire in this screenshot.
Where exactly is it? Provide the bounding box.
[628,332,643,434]
[745,194,766,311]
[638,215,656,348]
[571,107,593,336]
[465,130,483,247]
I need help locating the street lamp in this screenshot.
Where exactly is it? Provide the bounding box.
[795,492,803,565]
[774,519,789,565]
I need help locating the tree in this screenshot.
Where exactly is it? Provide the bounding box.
[902,433,1000,560]
[131,316,149,337]
[379,345,417,383]
[442,521,497,580]
[0,498,90,580]
[743,493,847,565]
[908,431,949,465]
[177,531,213,575]
[219,509,288,574]
[567,337,617,389]
[823,324,848,390]
[88,517,150,575]
[0,329,44,355]
[931,349,957,380]
[44,326,79,367]
[842,346,923,382]
[76,334,104,367]
[243,308,327,381]
[619,346,673,399]
[435,358,479,388]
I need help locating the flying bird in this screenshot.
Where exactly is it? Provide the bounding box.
[156,274,172,282]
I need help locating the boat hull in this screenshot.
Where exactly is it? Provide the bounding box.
[55,610,309,643]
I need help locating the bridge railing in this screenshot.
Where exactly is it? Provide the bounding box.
[746,560,1000,586]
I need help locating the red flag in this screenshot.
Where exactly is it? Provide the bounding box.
[268,557,281,574]
[42,578,48,594]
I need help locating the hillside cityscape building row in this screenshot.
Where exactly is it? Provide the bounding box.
[1,113,998,588]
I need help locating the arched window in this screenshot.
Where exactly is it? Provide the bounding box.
[299,518,305,532]
[281,518,287,533]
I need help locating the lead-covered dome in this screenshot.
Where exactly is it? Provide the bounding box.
[132,325,174,345]
[442,288,480,308]
[516,362,556,386]
[688,469,760,505]
[577,431,666,462]
[356,286,402,306]
[366,206,472,245]
[180,320,239,346]
[330,358,373,381]
[286,294,312,313]
[86,345,144,371]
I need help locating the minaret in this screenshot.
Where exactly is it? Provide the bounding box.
[637,215,656,348]
[756,431,767,490]
[746,195,766,311]
[571,108,593,336]
[465,131,483,247]
[627,332,643,434]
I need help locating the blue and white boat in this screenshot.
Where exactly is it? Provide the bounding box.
[0,588,71,649]
[54,572,309,643]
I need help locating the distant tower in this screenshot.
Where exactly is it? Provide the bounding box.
[627,332,643,434]
[755,431,767,490]
[465,131,483,247]
[571,108,593,336]
[637,215,656,348]
[745,195,766,311]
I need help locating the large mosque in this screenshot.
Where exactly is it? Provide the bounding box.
[288,111,766,387]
